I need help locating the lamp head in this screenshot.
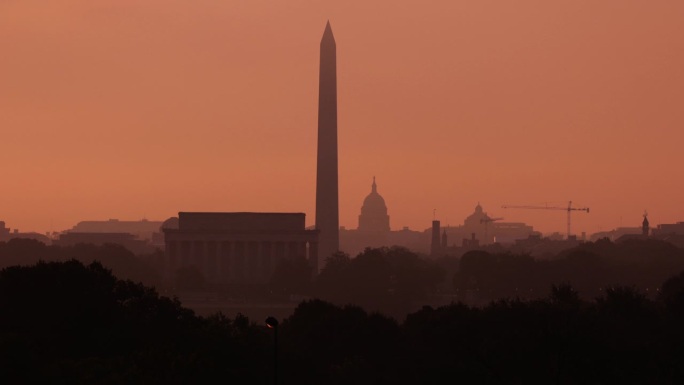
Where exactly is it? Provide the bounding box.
[265,316,279,329]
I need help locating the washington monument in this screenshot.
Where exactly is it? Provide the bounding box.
[315,21,339,267]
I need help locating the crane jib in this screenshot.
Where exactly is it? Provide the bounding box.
[501,201,590,239]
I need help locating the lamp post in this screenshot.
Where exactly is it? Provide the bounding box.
[265,316,279,385]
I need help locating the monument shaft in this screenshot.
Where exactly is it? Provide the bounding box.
[315,22,339,266]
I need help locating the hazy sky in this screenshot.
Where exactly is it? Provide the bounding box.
[1,0,683,235]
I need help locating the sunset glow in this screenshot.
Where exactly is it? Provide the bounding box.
[1,0,682,235]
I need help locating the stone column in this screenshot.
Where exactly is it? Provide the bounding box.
[308,241,319,273]
[261,241,273,281]
[181,240,192,267]
[234,241,245,284]
[193,240,208,280]
[220,241,232,284]
[247,241,260,283]
[207,241,217,283]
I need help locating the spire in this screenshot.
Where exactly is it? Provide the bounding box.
[321,21,335,45]
[372,176,377,193]
[431,220,442,257]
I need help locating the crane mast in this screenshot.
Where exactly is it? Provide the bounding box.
[501,201,589,239]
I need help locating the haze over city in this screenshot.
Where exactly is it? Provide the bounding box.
[2,0,683,235]
[5,2,684,383]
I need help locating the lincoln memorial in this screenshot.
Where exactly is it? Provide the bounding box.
[163,212,319,286]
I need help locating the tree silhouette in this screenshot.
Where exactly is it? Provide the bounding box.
[269,256,312,298]
[314,247,443,315]
[0,260,269,383]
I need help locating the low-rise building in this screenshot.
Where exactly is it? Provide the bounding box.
[162,212,319,286]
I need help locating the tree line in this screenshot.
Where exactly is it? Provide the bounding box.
[454,238,684,303]
[2,259,684,383]
[3,237,684,316]
[0,238,162,286]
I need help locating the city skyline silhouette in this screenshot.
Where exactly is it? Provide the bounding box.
[1,1,683,236]
[2,5,684,382]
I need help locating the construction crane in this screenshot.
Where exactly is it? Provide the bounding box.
[480,217,503,245]
[501,201,589,239]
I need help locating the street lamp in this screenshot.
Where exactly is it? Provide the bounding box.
[265,316,279,385]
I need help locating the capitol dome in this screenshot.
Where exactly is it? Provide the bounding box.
[358,177,390,232]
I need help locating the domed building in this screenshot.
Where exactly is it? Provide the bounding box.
[462,203,492,245]
[358,177,390,232]
[339,177,394,256]
[433,203,537,250]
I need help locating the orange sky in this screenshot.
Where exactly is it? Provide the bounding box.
[1,0,683,236]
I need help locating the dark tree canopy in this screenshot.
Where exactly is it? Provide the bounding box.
[269,256,312,298]
[454,239,684,303]
[3,241,684,383]
[315,246,444,316]
[0,260,269,384]
[0,238,161,287]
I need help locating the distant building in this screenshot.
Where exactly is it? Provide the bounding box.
[386,226,427,253]
[0,222,10,241]
[463,204,490,243]
[53,232,153,254]
[648,221,684,248]
[0,221,51,245]
[509,234,581,258]
[438,204,537,248]
[358,177,390,233]
[430,220,442,257]
[642,214,650,236]
[163,212,319,286]
[66,219,163,241]
[340,178,395,256]
[595,216,684,246]
[653,222,684,237]
[342,201,537,256]
[461,233,480,249]
[590,227,642,242]
[55,218,164,253]
[491,222,539,244]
